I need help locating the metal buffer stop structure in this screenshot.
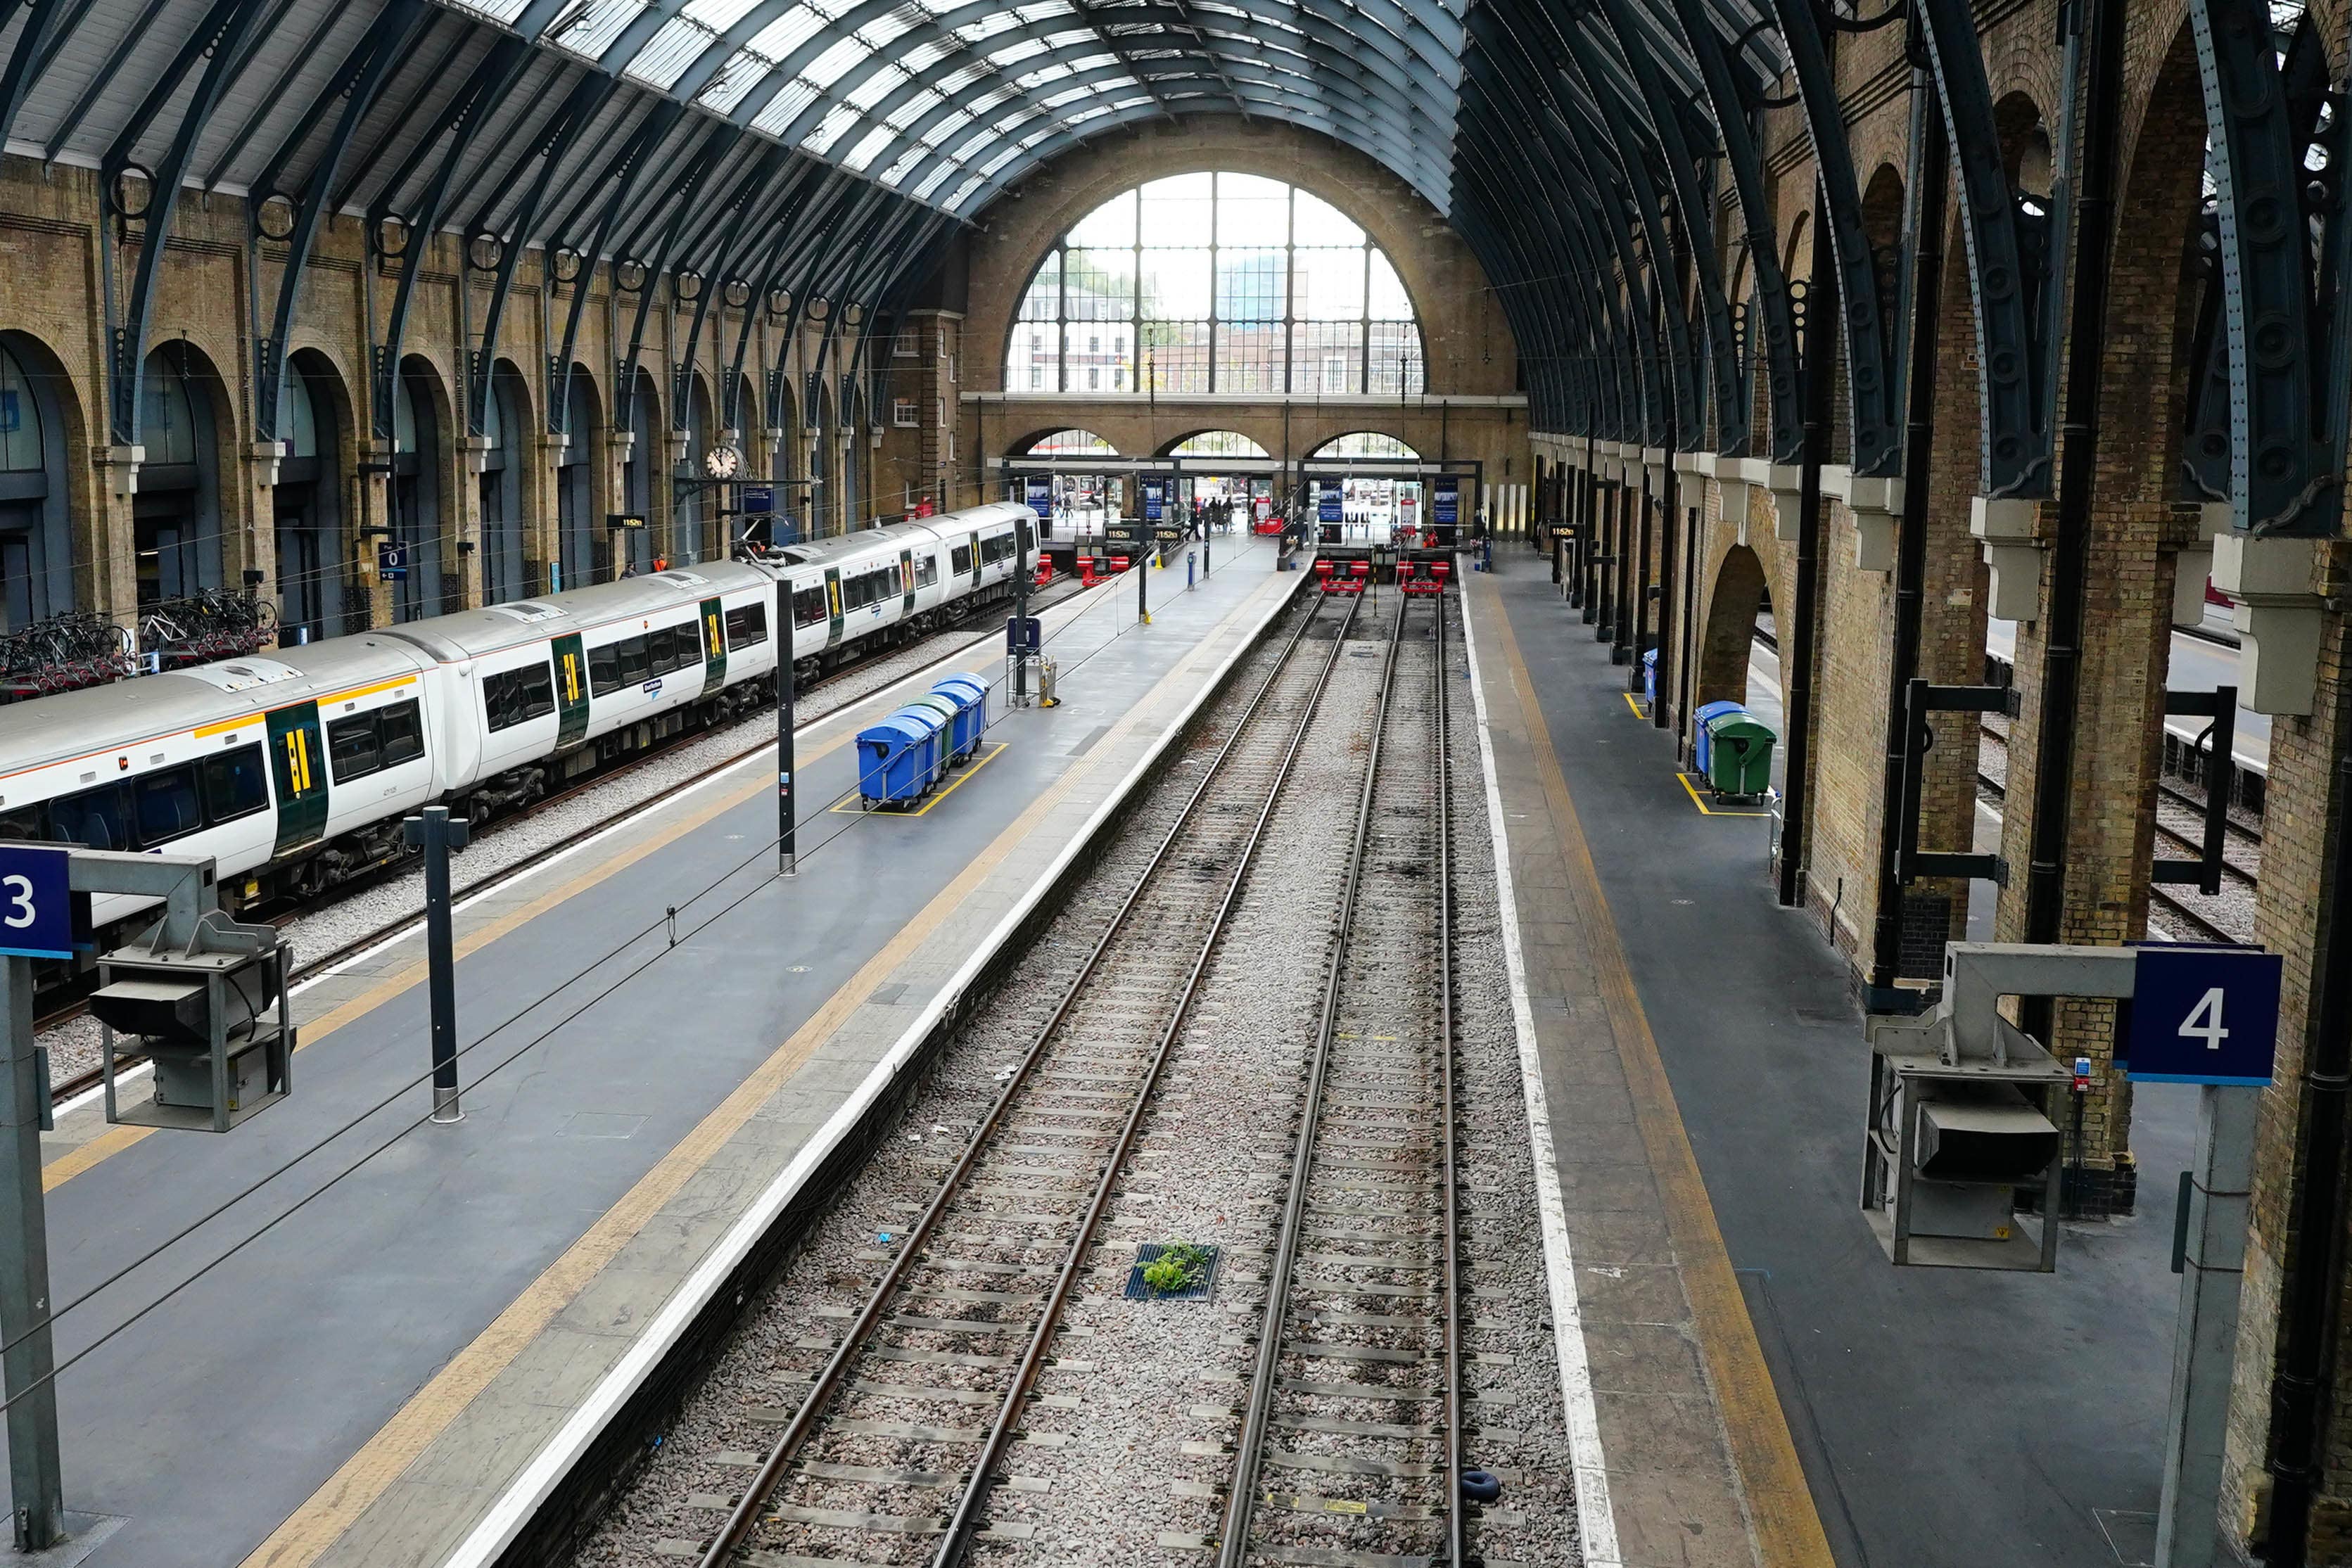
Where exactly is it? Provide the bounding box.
[0,842,295,1553]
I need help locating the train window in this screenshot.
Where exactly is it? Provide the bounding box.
[951,544,972,573]
[328,712,383,781]
[726,602,768,648]
[915,554,938,589]
[483,663,556,732]
[132,764,204,846]
[645,625,677,673]
[794,585,825,627]
[0,802,46,841]
[379,701,424,767]
[616,637,651,686]
[845,572,870,611]
[49,784,132,852]
[203,744,269,822]
[668,625,699,672]
[588,641,621,696]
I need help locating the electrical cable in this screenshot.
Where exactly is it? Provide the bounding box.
[0,535,1257,1387]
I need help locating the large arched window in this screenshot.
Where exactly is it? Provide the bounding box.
[1008,174,1425,397]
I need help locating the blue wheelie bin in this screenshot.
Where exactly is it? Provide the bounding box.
[858,707,945,806]
[1641,649,1658,703]
[1692,699,1746,778]
[931,673,991,761]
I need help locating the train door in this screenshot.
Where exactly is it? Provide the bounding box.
[266,701,329,856]
[824,566,844,649]
[699,596,727,697]
[967,531,982,588]
[899,549,916,618]
[552,633,590,746]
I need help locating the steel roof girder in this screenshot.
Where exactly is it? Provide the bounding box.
[1589,0,1749,454]
[1757,0,1900,474]
[2187,0,2339,533]
[253,0,430,446]
[1910,0,2054,496]
[102,0,274,447]
[1672,0,1801,460]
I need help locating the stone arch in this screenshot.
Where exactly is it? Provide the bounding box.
[476,357,535,604]
[609,366,660,581]
[274,347,351,641]
[136,337,233,608]
[1160,430,1270,459]
[1017,428,1120,456]
[1307,431,1418,459]
[678,369,717,563]
[557,362,609,587]
[1697,542,1769,707]
[0,329,87,627]
[393,353,453,620]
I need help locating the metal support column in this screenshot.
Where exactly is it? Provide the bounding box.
[404,806,469,1123]
[2156,1085,2260,1567]
[1779,189,1834,910]
[0,952,61,1551]
[777,580,797,877]
[1629,465,1653,690]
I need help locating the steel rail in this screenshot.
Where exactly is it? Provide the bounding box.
[1216,589,1414,1568]
[929,587,1368,1568]
[699,585,1354,1568]
[1435,593,1463,1568]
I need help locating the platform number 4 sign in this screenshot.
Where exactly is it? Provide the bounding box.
[0,845,73,961]
[2127,946,2284,1086]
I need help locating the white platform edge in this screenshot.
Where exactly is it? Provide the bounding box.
[1459,590,1625,1568]
[436,561,1303,1568]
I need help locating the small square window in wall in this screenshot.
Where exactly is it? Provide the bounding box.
[935,397,946,425]
[894,398,917,428]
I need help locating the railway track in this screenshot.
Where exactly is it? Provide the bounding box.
[691,589,1370,1567]
[39,577,1092,1100]
[1975,720,2254,945]
[1214,591,1475,1568]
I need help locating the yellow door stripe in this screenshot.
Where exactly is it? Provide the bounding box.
[1474,573,1833,1568]
[236,571,1269,1568]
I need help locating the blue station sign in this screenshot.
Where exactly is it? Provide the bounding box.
[2124,944,2284,1086]
[0,844,74,961]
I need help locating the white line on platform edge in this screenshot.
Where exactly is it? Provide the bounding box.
[433,566,1295,1568]
[1459,593,1624,1568]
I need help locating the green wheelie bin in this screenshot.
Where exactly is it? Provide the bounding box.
[1701,706,1776,800]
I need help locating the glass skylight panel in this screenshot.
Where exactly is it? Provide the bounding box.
[886,87,944,128]
[804,34,877,89]
[857,12,916,51]
[879,146,927,185]
[1041,84,1098,109]
[913,162,960,200]
[697,49,772,113]
[901,37,956,72]
[958,11,1020,44]
[919,108,973,147]
[965,82,1022,117]
[554,0,649,59]
[803,101,864,153]
[843,125,896,170]
[1010,58,1068,89]
[754,77,822,134]
[946,175,986,210]
[991,38,1049,70]
[846,60,908,109]
[1062,103,1115,128]
[626,15,716,89]
[683,0,768,27]
[450,0,533,23]
[746,8,832,58]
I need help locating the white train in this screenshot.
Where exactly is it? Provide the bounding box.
[0,504,1036,927]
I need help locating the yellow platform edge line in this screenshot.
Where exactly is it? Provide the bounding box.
[1677,770,1771,818]
[1475,573,1835,1568]
[240,571,1283,1568]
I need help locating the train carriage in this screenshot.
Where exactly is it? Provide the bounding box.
[0,502,1035,937]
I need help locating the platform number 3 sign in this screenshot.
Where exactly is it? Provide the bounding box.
[2126,947,2284,1086]
[0,845,73,961]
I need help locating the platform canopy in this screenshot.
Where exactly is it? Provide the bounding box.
[0,0,1788,431]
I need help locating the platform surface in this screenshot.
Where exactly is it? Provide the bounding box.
[18,543,1297,1568]
[1468,548,2193,1568]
